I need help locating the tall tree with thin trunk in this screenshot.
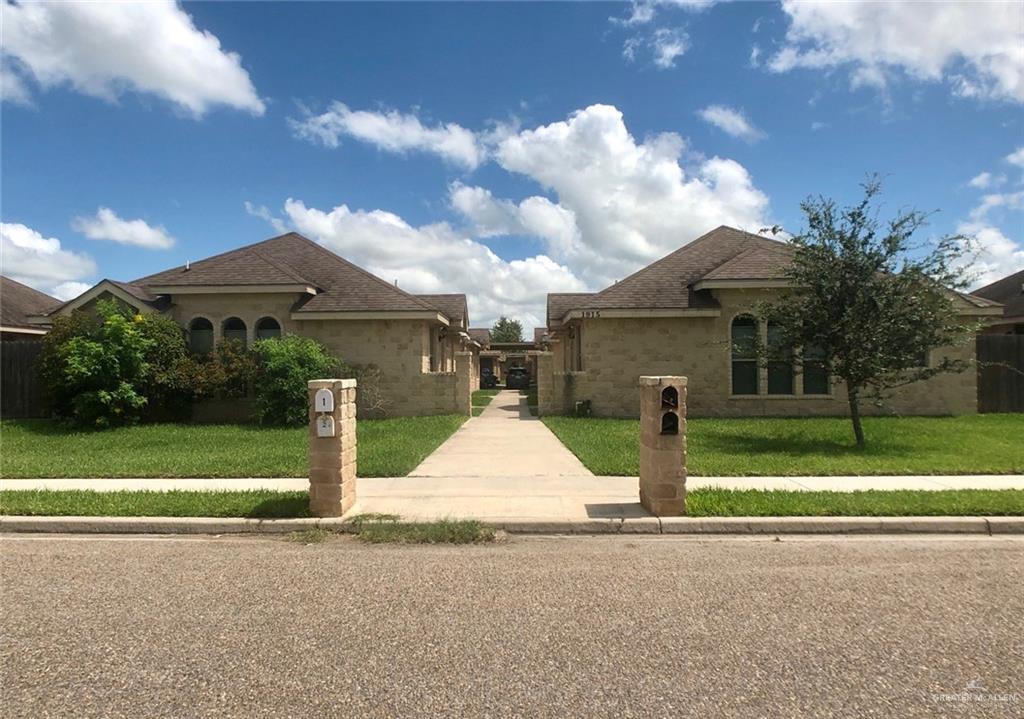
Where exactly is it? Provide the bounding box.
[761,179,978,447]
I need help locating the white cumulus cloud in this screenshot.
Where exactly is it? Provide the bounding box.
[257,199,588,331]
[2,0,264,116]
[280,103,772,328]
[489,104,770,287]
[768,0,1024,103]
[697,104,766,142]
[290,102,485,169]
[72,208,176,250]
[1,222,96,297]
[1006,146,1024,169]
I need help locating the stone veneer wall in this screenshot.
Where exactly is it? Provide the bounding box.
[541,287,978,418]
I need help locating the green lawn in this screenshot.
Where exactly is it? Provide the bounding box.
[2,488,1020,517]
[541,415,1024,476]
[0,415,467,478]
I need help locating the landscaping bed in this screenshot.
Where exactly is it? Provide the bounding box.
[541,415,1024,476]
[1,488,1021,518]
[0,415,467,478]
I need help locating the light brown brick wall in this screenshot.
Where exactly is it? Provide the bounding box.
[542,288,978,418]
[168,293,469,417]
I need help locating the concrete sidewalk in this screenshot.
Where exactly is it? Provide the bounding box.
[409,389,592,477]
[4,475,1023,522]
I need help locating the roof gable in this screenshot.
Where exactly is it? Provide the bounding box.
[586,226,785,310]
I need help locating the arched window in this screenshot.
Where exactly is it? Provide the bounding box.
[188,317,214,354]
[256,316,281,340]
[731,315,758,395]
[766,321,794,395]
[222,317,247,347]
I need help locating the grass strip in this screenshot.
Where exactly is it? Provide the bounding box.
[1,415,467,478]
[541,414,1024,476]
[1,489,1021,519]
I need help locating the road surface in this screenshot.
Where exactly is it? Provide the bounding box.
[2,534,1022,718]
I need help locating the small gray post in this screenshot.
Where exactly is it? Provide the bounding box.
[638,376,687,516]
[308,379,357,517]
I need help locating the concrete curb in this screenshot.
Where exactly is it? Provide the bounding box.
[1,515,1021,535]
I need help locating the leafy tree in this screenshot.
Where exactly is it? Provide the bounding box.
[490,316,524,343]
[252,335,343,425]
[39,300,152,427]
[760,178,977,447]
[192,340,258,401]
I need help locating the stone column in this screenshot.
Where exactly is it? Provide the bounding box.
[454,351,472,416]
[308,378,357,517]
[638,376,687,516]
[536,351,554,415]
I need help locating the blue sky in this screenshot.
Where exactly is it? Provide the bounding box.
[3,0,1022,330]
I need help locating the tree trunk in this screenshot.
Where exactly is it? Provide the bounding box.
[846,382,866,448]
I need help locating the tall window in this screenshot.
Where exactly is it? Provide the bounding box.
[767,321,794,395]
[256,317,281,340]
[188,317,213,354]
[222,317,247,347]
[803,344,830,395]
[731,315,758,395]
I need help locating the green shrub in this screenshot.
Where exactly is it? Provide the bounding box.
[252,335,342,425]
[39,300,152,427]
[192,339,258,401]
[135,312,195,420]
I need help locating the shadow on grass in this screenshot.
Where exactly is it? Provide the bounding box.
[245,494,312,518]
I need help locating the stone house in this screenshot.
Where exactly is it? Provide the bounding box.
[35,232,479,417]
[973,269,1024,335]
[540,226,1002,418]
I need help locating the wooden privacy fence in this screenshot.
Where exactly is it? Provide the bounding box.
[977,335,1024,413]
[1,339,46,419]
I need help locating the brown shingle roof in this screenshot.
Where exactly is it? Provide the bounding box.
[134,233,445,316]
[698,242,794,281]
[1,276,60,328]
[468,327,490,346]
[971,269,1023,318]
[417,294,468,326]
[586,226,785,311]
[547,293,594,326]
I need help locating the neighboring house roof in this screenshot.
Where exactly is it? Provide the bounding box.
[1,276,60,331]
[417,294,468,326]
[468,327,491,346]
[972,269,1024,320]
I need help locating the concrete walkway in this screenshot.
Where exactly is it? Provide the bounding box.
[408,389,593,477]
[5,475,1023,522]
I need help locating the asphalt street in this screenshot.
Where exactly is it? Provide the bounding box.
[2,534,1022,718]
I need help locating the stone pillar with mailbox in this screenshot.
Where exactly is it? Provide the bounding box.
[308,378,357,517]
[638,376,687,516]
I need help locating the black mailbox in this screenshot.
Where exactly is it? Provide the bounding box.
[660,411,679,435]
[661,386,678,409]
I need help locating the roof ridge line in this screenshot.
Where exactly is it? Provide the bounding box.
[287,234,441,313]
